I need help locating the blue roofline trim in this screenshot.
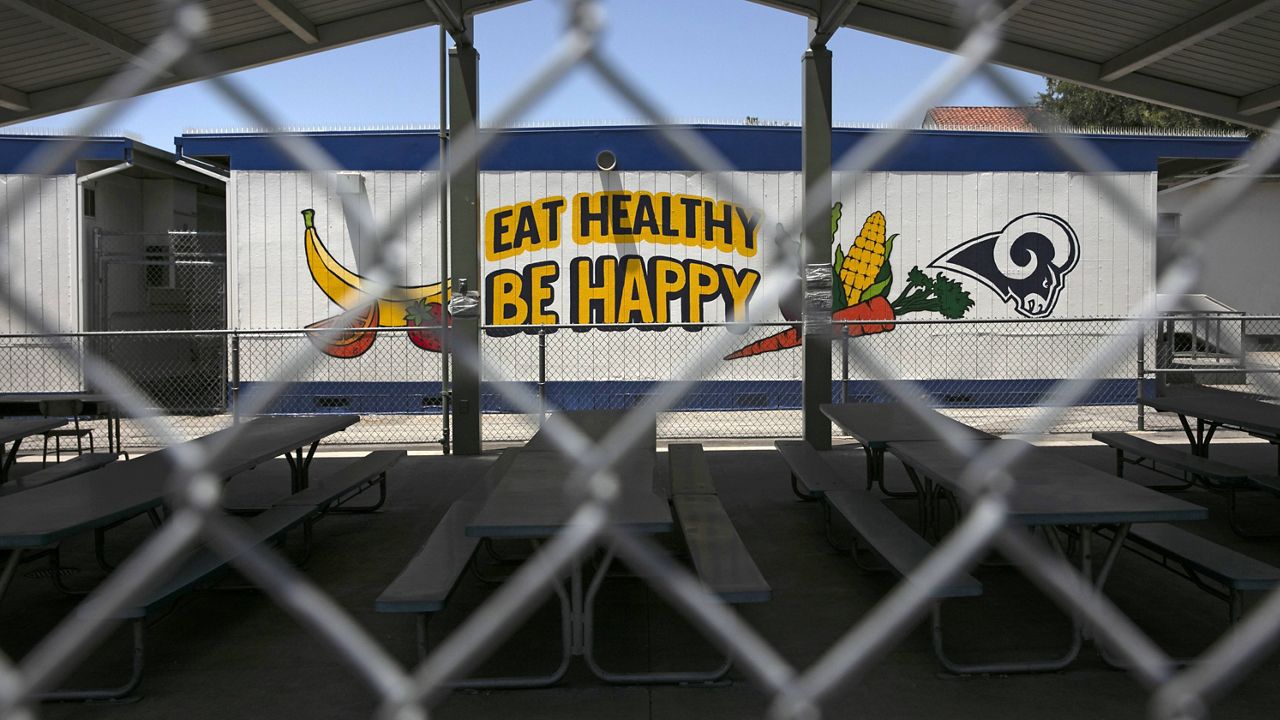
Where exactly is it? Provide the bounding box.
[0,135,138,174]
[176,125,1253,173]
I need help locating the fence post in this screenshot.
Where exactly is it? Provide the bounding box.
[841,333,849,403]
[1137,325,1146,431]
[538,328,547,426]
[231,332,241,425]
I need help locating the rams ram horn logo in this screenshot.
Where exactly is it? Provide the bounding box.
[928,212,1079,319]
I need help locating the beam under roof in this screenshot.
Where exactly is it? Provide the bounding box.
[0,83,29,112]
[423,0,471,43]
[251,0,319,45]
[0,0,170,75]
[1099,0,1280,82]
[808,0,858,49]
[1239,83,1280,116]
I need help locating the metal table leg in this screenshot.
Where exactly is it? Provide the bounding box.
[1,438,21,485]
[283,442,321,493]
[432,574,574,689]
[583,548,732,684]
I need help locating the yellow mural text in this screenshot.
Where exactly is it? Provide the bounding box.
[572,191,761,258]
[484,196,568,261]
[568,255,759,325]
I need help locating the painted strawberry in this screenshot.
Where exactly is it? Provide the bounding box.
[405,299,450,352]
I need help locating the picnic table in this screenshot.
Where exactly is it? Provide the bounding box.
[464,410,671,684]
[0,418,65,484]
[0,415,357,598]
[0,393,123,455]
[1142,391,1280,462]
[821,402,993,495]
[886,437,1208,673]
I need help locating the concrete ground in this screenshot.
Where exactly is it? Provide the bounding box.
[6,439,1280,719]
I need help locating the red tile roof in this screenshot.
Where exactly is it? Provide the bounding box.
[922,106,1043,131]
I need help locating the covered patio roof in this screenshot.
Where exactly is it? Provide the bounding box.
[0,0,519,126]
[755,0,1280,130]
[1,1,1278,129]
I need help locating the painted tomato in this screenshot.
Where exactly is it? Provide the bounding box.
[307,305,379,358]
[405,300,451,352]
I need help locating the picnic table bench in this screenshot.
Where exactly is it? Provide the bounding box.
[887,438,1207,674]
[1100,522,1280,625]
[379,411,773,688]
[0,415,359,615]
[0,453,119,498]
[376,449,517,628]
[47,449,402,701]
[1093,431,1280,536]
[774,438,982,668]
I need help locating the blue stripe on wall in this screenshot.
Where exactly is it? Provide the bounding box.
[0,136,134,174]
[236,378,1152,415]
[176,125,1252,173]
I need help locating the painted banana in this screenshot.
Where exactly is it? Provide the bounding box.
[302,208,447,327]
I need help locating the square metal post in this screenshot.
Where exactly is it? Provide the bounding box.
[450,44,482,455]
[802,46,833,449]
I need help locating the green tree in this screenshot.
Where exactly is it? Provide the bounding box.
[1036,78,1250,135]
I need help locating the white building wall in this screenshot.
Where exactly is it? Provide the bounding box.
[0,173,78,334]
[0,173,82,391]
[1158,180,1280,315]
[230,169,1155,383]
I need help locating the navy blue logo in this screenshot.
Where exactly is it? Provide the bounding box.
[929,212,1079,319]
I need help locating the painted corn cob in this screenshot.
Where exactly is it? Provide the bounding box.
[838,211,888,302]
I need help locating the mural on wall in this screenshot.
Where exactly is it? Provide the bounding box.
[300,195,1081,359]
[483,190,763,332]
[724,205,975,359]
[929,212,1079,319]
[301,208,450,358]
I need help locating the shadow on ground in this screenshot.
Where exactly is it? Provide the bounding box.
[6,441,1280,719]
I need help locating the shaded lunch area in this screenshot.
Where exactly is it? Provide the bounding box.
[1,394,1280,717]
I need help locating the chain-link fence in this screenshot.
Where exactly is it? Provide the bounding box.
[12,314,1268,448]
[6,0,1280,718]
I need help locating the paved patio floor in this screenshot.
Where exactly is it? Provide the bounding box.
[7,440,1280,719]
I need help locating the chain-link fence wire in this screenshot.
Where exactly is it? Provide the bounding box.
[0,313,1215,448]
[3,0,1280,718]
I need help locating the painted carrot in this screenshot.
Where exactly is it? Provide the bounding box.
[835,295,895,336]
[723,327,800,360]
[723,296,897,360]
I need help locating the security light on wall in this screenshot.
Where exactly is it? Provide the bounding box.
[596,150,617,171]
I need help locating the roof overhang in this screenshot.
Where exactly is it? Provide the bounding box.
[752,0,1280,131]
[0,0,525,127]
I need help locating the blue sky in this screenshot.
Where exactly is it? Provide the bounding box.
[9,0,1045,148]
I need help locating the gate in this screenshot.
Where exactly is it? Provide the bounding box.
[93,230,228,413]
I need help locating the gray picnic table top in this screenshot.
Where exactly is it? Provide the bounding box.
[1142,393,1280,440]
[0,415,357,549]
[468,410,672,538]
[887,438,1209,526]
[0,417,68,483]
[0,392,112,407]
[821,402,993,449]
[0,418,66,444]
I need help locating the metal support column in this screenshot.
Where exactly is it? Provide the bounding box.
[449,43,482,455]
[802,45,833,449]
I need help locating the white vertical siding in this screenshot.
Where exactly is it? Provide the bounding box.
[230,169,1156,382]
[0,174,78,334]
[0,173,82,391]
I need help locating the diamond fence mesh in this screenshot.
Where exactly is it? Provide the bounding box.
[4,0,1280,718]
[7,314,1253,448]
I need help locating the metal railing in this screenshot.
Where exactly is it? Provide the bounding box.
[3,1,1280,719]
